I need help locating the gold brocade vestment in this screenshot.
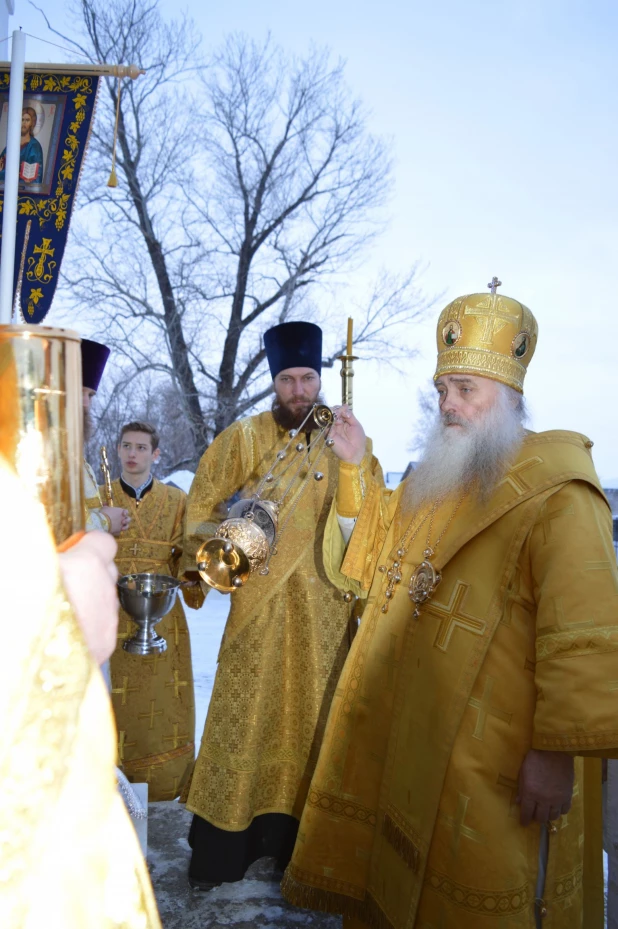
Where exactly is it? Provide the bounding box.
[0,455,160,929]
[283,431,618,929]
[181,411,383,831]
[105,477,199,801]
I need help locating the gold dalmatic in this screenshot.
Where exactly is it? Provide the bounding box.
[102,477,198,801]
[181,411,383,831]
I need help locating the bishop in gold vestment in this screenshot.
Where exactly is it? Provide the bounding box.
[283,286,618,929]
[105,465,199,801]
[181,321,383,887]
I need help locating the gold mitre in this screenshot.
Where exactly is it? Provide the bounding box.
[434,277,538,393]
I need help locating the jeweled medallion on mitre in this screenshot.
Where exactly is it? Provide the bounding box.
[442,320,462,346]
[511,331,531,359]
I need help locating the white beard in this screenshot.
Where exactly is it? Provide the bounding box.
[403,385,526,512]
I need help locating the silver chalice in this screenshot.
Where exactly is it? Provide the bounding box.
[117,573,181,656]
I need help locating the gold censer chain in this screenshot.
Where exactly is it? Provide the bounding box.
[379,494,466,616]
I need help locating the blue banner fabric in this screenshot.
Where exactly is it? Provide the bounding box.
[0,71,100,323]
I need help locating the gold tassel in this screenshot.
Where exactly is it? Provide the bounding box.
[107,76,122,188]
[382,812,421,872]
[280,868,395,929]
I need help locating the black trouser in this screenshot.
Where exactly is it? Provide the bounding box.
[188,812,299,885]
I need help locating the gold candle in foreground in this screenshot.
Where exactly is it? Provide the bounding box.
[346,317,353,355]
[0,324,84,545]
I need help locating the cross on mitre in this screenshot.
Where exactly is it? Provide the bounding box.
[463,276,517,343]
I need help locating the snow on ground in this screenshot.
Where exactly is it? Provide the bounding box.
[182,589,230,739]
[164,469,196,494]
[149,801,341,929]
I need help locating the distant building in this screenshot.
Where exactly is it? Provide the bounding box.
[604,488,618,556]
[385,463,416,490]
[385,471,404,489]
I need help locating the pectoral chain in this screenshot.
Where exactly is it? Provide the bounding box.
[379,495,466,616]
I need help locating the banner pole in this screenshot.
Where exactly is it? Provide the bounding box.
[0,29,26,324]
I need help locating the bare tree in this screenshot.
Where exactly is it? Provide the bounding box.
[409,381,438,454]
[42,0,431,468]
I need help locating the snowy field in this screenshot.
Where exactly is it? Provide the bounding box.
[183,588,230,740]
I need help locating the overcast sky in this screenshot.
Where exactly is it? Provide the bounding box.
[9,0,618,482]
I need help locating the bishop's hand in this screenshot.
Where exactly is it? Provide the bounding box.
[516,748,574,826]
[329,405,367,465]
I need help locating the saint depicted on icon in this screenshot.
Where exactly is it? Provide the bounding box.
[0,106,44,185]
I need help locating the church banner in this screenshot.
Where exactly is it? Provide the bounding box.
[0,71,100,323]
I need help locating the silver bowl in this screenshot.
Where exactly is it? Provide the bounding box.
[117,573,180,656]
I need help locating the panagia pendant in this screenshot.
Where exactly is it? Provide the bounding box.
[408,558,442,618]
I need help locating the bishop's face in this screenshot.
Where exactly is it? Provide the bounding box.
[273,367,321,425]
[435,373,502,432]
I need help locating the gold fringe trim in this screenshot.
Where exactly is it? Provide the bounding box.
[281,870,394,929]
[382,812,420,872]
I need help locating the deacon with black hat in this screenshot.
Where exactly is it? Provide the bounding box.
[81,337,130,535]
[181,320,382,889]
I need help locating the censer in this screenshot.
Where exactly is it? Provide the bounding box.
[196,403,335,592]
[196,316,360,594]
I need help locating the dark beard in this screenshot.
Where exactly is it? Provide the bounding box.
[83,408,93,442]
[271,393,324,433]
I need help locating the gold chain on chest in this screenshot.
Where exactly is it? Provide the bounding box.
[379,494,466,615]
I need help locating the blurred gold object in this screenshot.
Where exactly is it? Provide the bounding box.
[100,445,114,506]
[196,405,334,593]
[0,324,84,545]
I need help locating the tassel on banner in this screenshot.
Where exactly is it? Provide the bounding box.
[107,76,122,188]
[14,218,31,320]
